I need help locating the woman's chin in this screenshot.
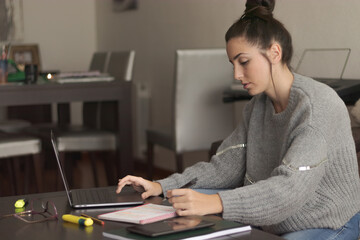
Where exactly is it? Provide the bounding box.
[247,89,259,96]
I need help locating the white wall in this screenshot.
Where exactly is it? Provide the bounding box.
[95,0,360,131]
[21,0,97,72]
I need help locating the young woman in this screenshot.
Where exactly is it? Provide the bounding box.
[117,0,360,239]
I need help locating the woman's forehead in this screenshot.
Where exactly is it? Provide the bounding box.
[226,37,261,58]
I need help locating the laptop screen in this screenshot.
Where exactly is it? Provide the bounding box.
[51,131,74,206]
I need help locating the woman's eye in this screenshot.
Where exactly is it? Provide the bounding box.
[240,60,249,66]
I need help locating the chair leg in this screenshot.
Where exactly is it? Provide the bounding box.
[147,141,154,180]
[175,154,184,173]
[32,153,43,193]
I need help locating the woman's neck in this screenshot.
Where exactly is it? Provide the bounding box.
[267,66,294,113]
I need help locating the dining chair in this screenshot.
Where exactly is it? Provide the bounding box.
[0,108,36,139]
[0,132,43,196]
[0,119,42,196]
[209,140,223,160]
[107,50,135,82]
[0,119,31,133]
[146,49,235,179]
[89,51,110,72]
[53,50,135,188]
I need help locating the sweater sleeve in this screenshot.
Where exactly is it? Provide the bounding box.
[157,121,248,195]
[218,125,328,226]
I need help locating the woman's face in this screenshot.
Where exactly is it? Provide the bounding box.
[226,36,273,96]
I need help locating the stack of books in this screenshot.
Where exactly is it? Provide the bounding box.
[102,215,251,240]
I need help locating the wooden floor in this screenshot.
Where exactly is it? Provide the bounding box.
[0,155,173,197]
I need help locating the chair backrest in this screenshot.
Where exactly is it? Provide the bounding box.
[89,52,110,72]
[174,49,234,152]
[107,50,135,81]
[83,50,135,129]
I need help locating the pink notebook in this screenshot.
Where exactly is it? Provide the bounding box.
[98,203,177,224]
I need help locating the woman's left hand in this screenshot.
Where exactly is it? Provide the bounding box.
[167,189,223,216]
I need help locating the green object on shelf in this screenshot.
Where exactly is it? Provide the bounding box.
[7,59,25,82]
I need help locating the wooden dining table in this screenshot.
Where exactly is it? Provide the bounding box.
[0,80,133,177]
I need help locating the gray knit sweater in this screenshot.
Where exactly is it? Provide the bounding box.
[157,73,360,235]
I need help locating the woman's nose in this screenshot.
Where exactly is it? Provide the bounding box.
[234,66,243,81]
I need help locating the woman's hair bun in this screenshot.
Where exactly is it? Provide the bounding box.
[244,0,275,20]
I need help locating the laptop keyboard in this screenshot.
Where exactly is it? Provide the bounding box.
[75,188,111,204]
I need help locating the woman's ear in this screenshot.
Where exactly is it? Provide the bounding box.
[267,42,282,64]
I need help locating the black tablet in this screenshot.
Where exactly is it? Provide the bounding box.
[126,216,215,237]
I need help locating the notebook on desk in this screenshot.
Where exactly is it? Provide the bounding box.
[51,131,144,208]
[55,71,115,83]
[56,75,115,84]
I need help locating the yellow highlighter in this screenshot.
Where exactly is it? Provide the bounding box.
[62,214,93,227]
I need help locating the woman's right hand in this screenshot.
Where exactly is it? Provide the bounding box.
[116,175,163,199]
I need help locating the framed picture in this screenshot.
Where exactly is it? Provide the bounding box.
[8,44,41,72]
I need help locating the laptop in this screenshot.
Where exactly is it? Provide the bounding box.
[51,131,144,208]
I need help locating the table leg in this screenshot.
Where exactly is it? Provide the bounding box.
[117,90,133,177]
